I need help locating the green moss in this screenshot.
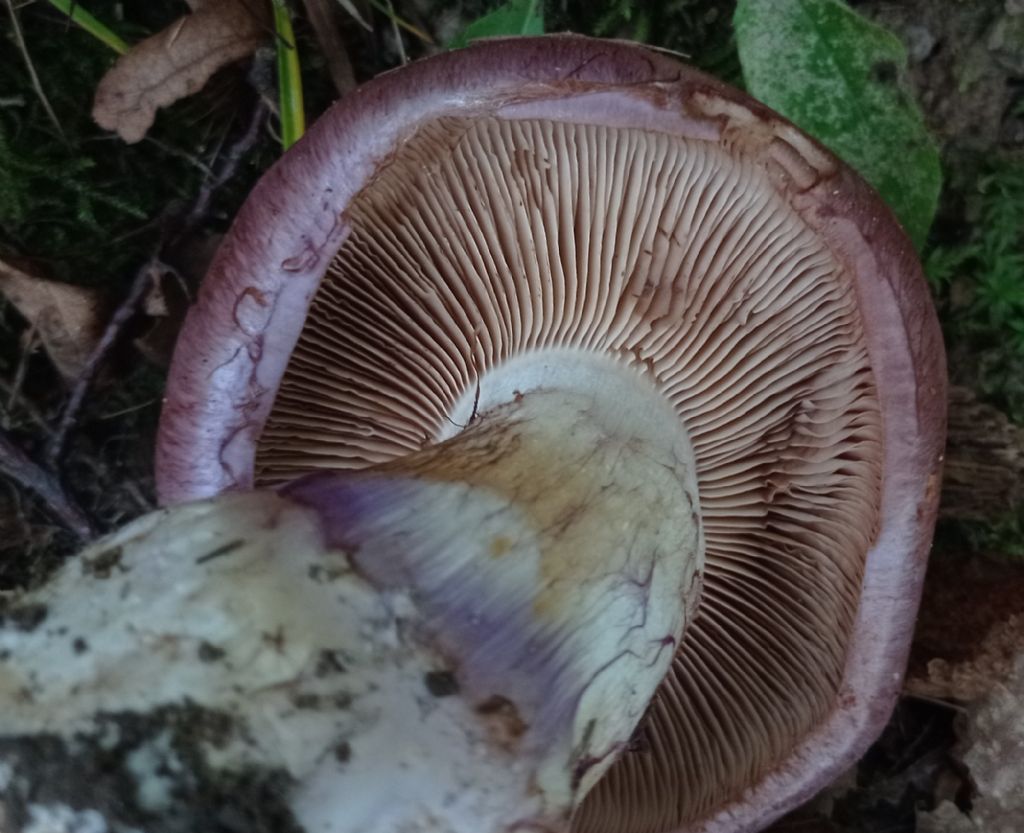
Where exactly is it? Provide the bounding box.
[935,513,1024,562]
[0,2,268,288]
[926,156,1024,422]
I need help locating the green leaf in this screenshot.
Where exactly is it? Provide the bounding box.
[734,0,941,251]
[448,0,544,50]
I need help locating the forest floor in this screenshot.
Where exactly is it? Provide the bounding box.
[1,1,1023,832]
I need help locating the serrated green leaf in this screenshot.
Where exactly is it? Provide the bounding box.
[448,0,544,50]
[734,0,941,250]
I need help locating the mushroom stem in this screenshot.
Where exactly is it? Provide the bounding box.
[0,369,702,832]
[288,373,706,827]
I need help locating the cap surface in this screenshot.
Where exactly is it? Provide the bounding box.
[157,35,946,833]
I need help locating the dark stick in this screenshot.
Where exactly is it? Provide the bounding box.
[0,426,93,540]
[44,99,269,470]
[179,99,269,239]
[44,259,157,469]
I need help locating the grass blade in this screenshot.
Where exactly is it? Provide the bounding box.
[272,0,306,150]
[46,0,130,55]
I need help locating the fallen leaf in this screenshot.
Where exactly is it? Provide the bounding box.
[734,0,942,250]
[0,258,105,382]
[92,0,271,143]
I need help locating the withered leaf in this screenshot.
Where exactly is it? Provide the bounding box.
[0,258,104,382]
[92,0,270,143]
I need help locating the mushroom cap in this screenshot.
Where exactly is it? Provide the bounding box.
[156,35,946,833]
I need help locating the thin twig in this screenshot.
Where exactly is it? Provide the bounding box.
[0,377,49,434]
[0,426,93,540]
[99,398,160,420]
[142,135,216,178]
[365,0,432,44]
[385,0,407,64]
[5,0,65,137]
[6,324,36,415]
[44,260,157,468]
[901,692,968,713]
[181,100,269,236]
[332,0,371,31]
[44,97,269,469]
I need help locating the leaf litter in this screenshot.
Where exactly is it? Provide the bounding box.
[92,0,271,143]
[0,257,104,382]
[3,1,1024,830]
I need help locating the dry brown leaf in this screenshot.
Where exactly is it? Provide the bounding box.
[92,0,270,143]
[0,258,104,382]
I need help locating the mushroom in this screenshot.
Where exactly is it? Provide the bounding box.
[155,35,946,833]
[0,482,693,833]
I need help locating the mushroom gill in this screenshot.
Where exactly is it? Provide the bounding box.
[256,115,883,832]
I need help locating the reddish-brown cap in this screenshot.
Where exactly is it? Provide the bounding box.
[157,35,946,833]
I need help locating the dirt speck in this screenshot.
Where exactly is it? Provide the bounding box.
[424,670,459,697]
